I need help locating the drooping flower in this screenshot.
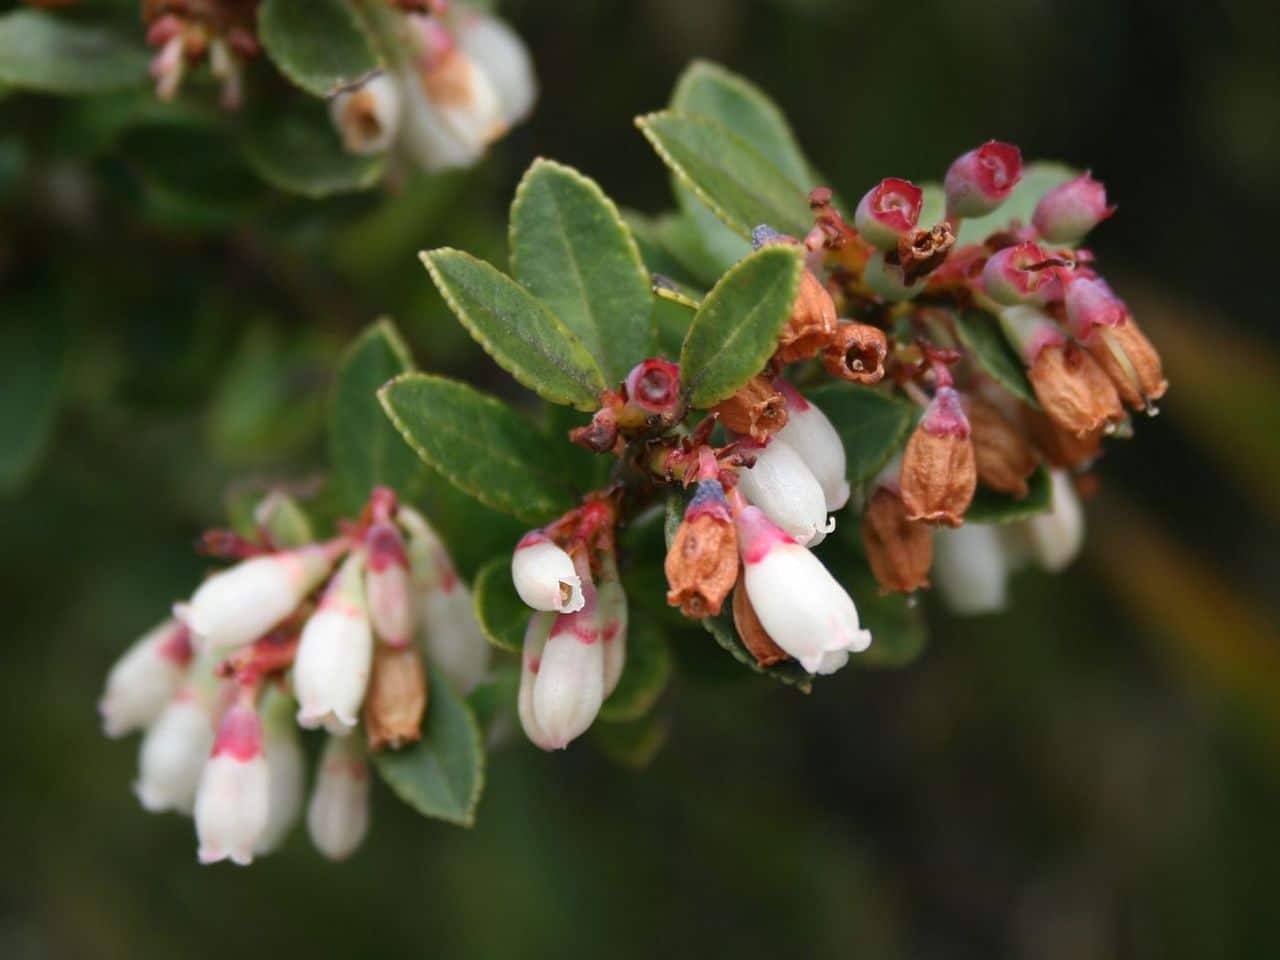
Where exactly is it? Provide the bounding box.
[511,531,585,613]
[365,520,415,648]
[861,484,934,595]
[195,697,270,866]
[932,523,1012,615]
[294,552,374,734]
[736,439,834,546]
[99,618,192,739]
[330,73,402,156]
[1022,469,1085,572]
[134,657,220,814]
[774,379,850,511]
[307,733,370,862]
[254,688,305,856]
[362,644,427,752]
[664,478,739,618]
[900,386,977,527]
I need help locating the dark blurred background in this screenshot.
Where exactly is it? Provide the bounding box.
[3,0,1280,957]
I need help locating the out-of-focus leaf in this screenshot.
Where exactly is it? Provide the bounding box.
[957,309,1039,408]
[636,111,812,239]
[329,319,423,514]
[467,662,519,737]
[599,619,673,723]
[956,162,1079,246]
[240,95,385,197]
[652,210,728,288]
[673,181,753,275]
[510,159,653,385]
[0,11,147,95]
[620,209,705,290]
[122,125,264,228]
[373,670,485,827]
[472,555,529,653]
[413,467,526,582]
[664,494,813,692]
[226,490,316,548]
[420,249,607,411]
[379,373,577,524]
[805,383,916,486]
[257,0,382,98]
[965,465,1052,524]
[592,710,671,769]
[681,245,803,408]
[652,284,698,359]
[0,311,64,495]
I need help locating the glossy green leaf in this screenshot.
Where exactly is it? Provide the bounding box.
[956,162,1079,246]
[240,96,385,197]
[671,59,813,190]
[467,663,519,736]
[651,210,731,288]
[472,555,529,653]
[0,311,64,495]
[0,11,147,95]
[330,319,422,514]
[592,711,671,770]
[965,465,1053,523]
[673,182,753,276]
[379,373,577,524]
[664,495,813,692]
[804,383,917,486]
[373,670,485,827]
[420,249,607,411]
[680,245,803,408]
[510,159,653,385]
[636,111,812,240]
[956,309,1039,408]
[599,619,673,723]
[621,209,706,290]
[258,0,381,98]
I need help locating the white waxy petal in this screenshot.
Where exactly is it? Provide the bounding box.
[307,734,369,862]
[418,581,490,696]
[194,703,269,867]
[329,72,401,155]
[254,690,305,855]
[294,553,373,735]
[532,614,605,750]
[517,612,557,750]
[933,523,1011,615]
[1025,469,1085,572]
[455,10,537,126]
[134,694,215,814]
[777,398,850,511]
[99,618,190,738]
[511,536,583,613]
[737,440,834,546]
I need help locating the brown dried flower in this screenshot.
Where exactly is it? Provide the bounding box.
[363,645,428,752]
[1028,341,1124,437]
[1086,317,1168,411]
[900,386,977,527]
[712,374,788,442]
[1022,408,1104,469]
[776,269,838,364]
[965,394,1039,498]
[861,487,933,594]
[664,479,739,617]
[732,581,791,667]
[821,321,888,384]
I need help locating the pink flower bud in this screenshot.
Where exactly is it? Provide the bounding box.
[521,555,604,749]
[854,177,923,251]
[134,677,217,814]
[597,553,628,699]
[1032,173,1114,244]
[254,689,305,855]
[188,545,337,653]
[1022,469,1084,571]
[418,579,491,696]
[294,553,374,734]
[774,380,850,511]
[1063,275,1126,341]
[624,358,681,416]
[736,439,834,547]
[982,242,1057,306]
[329,73,401,156]
[99,618,192,738]
[365,521,414,648]
[511,532,584,613]
[944,141,1023,219]
[307,734,369,862]
[195,700,269,866]
[735,507,870,674]
[932,524,1011,615]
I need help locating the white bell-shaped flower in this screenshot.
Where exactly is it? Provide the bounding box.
[775,382,850,511]
[736,439,834,546]
[933,523,1011,615]
[511,532,584,613]
[307,733,369,862]
[294,552,374,734]
[99,618,192,738]
[329,72,401,155]
[253,689,306,856]
[194,700,270,866]
[1024,469,1085,572]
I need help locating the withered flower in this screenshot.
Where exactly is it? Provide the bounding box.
[363,644,428,752]
[712,374,788,442]
[1028,341,1124,437]
[821,321,887,384]
[665,479,739,617]
[776,269,838,364]
[861,487,933,594]
[965,394,1039,499]
[731,580,791,668]
[1022,408,1104,469]
[900,386,977,527]
[896,223,956,285]
[1085,317,1168,411]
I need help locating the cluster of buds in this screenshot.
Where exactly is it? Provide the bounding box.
[142,0,260,108]
[99,487,487,865]
[329,1,536,172]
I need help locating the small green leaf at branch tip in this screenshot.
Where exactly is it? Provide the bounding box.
[257,0,383,98]
[373,669,485,827]
[0,11,148,96]
[965,465,1054,524]
[681,244,804,408]
[419,249,607,412]
[378,372,577,525]
[510,158,654,385]
[473,555,530,653]
[635,111,813,240]
[955,309,1039,409]
[804,384,917,486]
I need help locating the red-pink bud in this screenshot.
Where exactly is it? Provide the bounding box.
[1064,275,1126,341]
[854,178,923,251]
[1032,173,1114,244]
[982,242,1056,305]
[624,358,681,416]
[944,141,1023,219]
[365,521,413,648]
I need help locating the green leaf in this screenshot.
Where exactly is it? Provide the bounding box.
[620,209,706,290]
[965,465,1053,524]
[379,373,577,524]
[673,181,752,276]
[373,669,485,827]
[467,663,519,736]
[652,284,699,360]
[592,711,671,770]
[330,319,423,514]
[804,383,917,486]
[680,245,803,408]
[956,162,1080,246]
[636,111,812,240]
[671,59,813,190]
[420,249,607,411]
[510,159,653,385]
[257,0,382,98]
[955,309,1039,408]
[664,495,813,692]
[0,310,64,495]
[240,95,385,197]
[599,619,673,722]
[472,555,529,653]
[226,490,316,548]
[0,11,147,95]
[651,210,730,288]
